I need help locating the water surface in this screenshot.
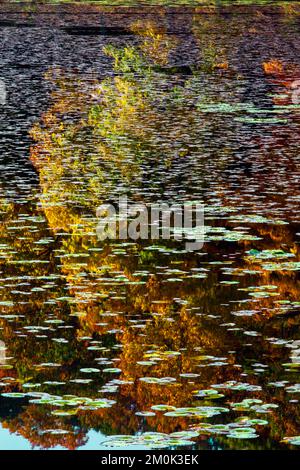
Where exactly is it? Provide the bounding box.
[0,4,300,450]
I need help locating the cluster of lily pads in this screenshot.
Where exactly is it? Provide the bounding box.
[193,388,225,399]
[1,392,116,415]
[282,436,300,446]
[196,101,299,128]
[211,381,262,392]
[203,225,262,243]
[261,261,300,272]
[190,416,268,440]
[245,249,295,261]
[228,214,288,225]
[238,285,279,299]
[230,399,279,413]
[163,405,229,418]
[143,349,181,362]
[139,376,177,385]
[103,431,198,449]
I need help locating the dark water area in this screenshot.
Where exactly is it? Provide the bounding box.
[0,4,300,450]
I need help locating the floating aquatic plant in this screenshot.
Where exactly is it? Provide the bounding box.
[103,431,197,449]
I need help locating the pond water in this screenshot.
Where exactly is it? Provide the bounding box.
[0,4,300,450]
